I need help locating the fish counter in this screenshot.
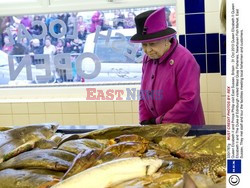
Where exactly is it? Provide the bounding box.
[0,123,226,188]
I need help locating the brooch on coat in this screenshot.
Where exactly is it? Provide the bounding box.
[169,59,174,65]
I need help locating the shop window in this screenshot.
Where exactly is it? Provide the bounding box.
[0,6,176,85]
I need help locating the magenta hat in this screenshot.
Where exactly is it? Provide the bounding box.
[130,7,176,43]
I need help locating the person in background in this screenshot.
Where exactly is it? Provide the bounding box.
[124,12,136,28]
[76,15,86,32]
[2,36,13,54]
[113,10,125,29]
[43,37,56,57]
[20,15,32,31]
[55,38,65,54]
[67,13,77,35]
[169,9,176,27]
[89,11,103,33]
[130,7,205,127]
[29,38,43,65]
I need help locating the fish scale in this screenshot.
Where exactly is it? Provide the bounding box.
[189,155,226,183]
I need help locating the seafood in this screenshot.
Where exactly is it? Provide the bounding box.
[0,169,63,188]
[0,149,76,172]
[103,141,148,156]
[173,173,226,188]
[0,123,58,163]
[159,133,226,158]
[158,158,192,174]
[0,126,12,131]
[112,172,182,188]
[188,155,226,183]
[58,139,105,154]
[113,134,149,144]
[78,123,191,142]
[51,157,163,188]
[62,149,102,179]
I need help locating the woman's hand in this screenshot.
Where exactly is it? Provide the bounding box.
[140,118,156,125]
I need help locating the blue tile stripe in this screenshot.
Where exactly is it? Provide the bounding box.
[182,0,226,75]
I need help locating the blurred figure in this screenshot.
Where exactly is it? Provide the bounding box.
[70,38,81,53]
[77,15,86,32]
[43,36,56,81]
[78,25,87,41]
[31,15,43,36]
[113,10,125,29]
[124,12,136,28]
[20,15,32,31]
[55,38,64,54]
[67,13,77,35]
[169,9,176,27]
[99,11,111,31]
[43,37,56,56]
[2,36,13,54]
[89,11,103,33]
[29,38,43,65]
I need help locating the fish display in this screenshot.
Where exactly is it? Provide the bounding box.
[0,123,58,163]
[0,149,76,171]
[0,169,63,188]
[159,133,226,158]
[58,138,105,154]
[78,123,191,141]
[51,157,163,188]
[0,123,226,188]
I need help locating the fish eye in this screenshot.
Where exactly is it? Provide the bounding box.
[172,127,178,134]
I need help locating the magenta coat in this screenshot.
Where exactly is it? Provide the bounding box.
[139,38,205,127]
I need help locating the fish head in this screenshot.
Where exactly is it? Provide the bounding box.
[163,123,191,137]
[39,123,59,139]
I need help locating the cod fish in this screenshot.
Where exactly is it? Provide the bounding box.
[0,149,76,172]
[78,123,191,142]
[0,168,63,188]
[0,123,58,163]
[51,157,163,188]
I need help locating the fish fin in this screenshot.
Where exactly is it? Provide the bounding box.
[183,173,198,188]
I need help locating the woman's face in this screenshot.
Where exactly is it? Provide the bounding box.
[142,39,170,59]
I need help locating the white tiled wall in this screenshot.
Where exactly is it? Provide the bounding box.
[0,74,226,126]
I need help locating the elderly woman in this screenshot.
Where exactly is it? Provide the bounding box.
[130,7,205,127]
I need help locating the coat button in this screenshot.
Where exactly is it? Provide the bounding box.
[151,107,154,111]
[151,75,155,79]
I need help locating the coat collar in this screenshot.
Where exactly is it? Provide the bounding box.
[158,38,178,64]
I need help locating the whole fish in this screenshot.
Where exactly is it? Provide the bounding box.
[0,123,58,163]
[51,157,163,188]
[0,169,63,188]
[159,134,226,158]
[0,149,76,171]
[58,139,104,154]
[78,124,191,142]
[62,149,102,179]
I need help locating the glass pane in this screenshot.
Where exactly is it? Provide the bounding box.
[0,6,176,85]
